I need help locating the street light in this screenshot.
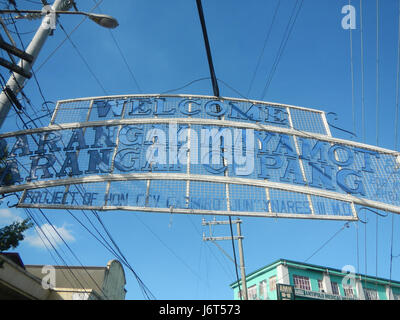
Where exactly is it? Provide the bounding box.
[85,13,119,29]
[0,0,119,129]
[2,10,119,29]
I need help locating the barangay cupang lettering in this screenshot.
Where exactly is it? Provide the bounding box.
[2,94,400,217]
[0,122,387,198]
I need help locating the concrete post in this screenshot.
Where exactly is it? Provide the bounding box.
[0,0,71,129]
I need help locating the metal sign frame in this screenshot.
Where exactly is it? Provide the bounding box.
[1,94,399,221]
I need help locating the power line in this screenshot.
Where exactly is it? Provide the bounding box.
[161,76,210,94]
[396,0,400,150]
[0,79,151,298]
[246,0,281,98]
[6,3,52,115]
[376,0,380,146]
[348,0,356,136]
[228,216,242,300]
[8,154,131,299]
[23,207,92,296]
[21,208,84,291]
[89,0,142,93]
[90,210,155,299]
[36,207,110,299]
[360,0,366,143]
[132,213,203,283]
[305,223,350,263]
[58,21,108,95]
[4,153,108,297]
[34,0,104,73]
[260,0,304,100]
[196,0,219,97]
[0,1,153,300]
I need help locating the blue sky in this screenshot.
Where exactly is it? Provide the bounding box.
[1,0,400,300]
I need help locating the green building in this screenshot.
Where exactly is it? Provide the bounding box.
[230,259,400,300]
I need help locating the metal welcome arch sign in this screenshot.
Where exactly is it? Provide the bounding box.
[1,94,399,221]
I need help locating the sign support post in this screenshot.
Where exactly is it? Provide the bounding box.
[202,218,248,300]
[0,0,72,129]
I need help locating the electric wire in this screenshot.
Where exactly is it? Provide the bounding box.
[21,208,84,292]
[1,1,171,300]
[24,207,90,292]
[89,0,142,93]
[228,215,242,300]
[0,9,149,297]
[187,215,236,280]
[0,74,147,298]
[132,213,203,283]
[36,207,110,299]
[364,210,367,288]
[10,110,152,298]
[3,151,108,297]
[376,0,380,147]
[360,0,366,142]
[58,21,108,95]
[196,0,219,97]
[23,207,92,296]
[34,0,104,73]
[259,222,352,291]
[20,126,153,298]
[304,222,350,263]
[90,210,155,299]
[390,213,395,283]
[6,3,52,115]
[2,0,398,298]
[65,207,155,293]
[15,171,118,298]
[246,0,281,98]
[259,0,304,100]
[375,0,380,280]
[161,76,210,94]
[396,0,400,150]
[391,0,400,284]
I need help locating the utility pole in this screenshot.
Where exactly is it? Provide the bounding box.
[202,218,248,300]
[0,0,73,129]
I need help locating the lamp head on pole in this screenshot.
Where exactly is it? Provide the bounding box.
[86,13,119,29]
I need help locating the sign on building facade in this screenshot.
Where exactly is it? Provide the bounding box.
[0,94,399,220]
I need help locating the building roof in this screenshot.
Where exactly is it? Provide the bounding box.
[0,253,126,300]
[230,258,400,289]
[25,259,126,299]
[0,252,25,269]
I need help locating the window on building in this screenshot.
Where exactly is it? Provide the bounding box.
[259,280,267,299]
[318,279,324,292]
[331,282,340,295]
[364,288,379,300]
[343,286,354,298]
[293,275,311,291]
[269,276,276,292]
[248,285,258,300]
[393,293,400,300]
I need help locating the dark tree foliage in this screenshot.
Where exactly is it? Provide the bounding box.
[0,218,33,252]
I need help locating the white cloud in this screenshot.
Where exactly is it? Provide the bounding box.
[25,223,75,249]
[0,209,23,225]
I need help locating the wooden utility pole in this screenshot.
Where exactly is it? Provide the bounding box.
[202,218,248,300]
